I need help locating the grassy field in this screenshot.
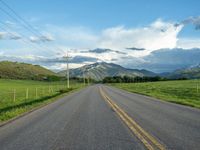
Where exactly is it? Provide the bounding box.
[0,79,85,122]
[110,80,200,109]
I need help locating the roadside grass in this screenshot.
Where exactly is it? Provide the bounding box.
[110,80,200,109]
[0,79,85,122]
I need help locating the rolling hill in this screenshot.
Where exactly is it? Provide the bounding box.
[163,64,200,79]
[0,61,58,80]
[59,62,157,80]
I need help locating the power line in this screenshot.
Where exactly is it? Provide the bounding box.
[0,7,54,53]
[0,21,49,53]
[0,0,62,51]
[0,25,42,52]
[0,0,71,76]
[0,0,63,54]
[0,6,38,37]
[0,0,45,37]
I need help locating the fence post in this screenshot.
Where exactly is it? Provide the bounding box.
[26,88,29,99]
[49,86,50,94]
[36,87,38,99]
[51,86,53,93]
[13,89,16,102]
[56,85,59,92]
[43,87,45,96]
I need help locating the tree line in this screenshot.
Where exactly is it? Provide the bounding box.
[102,76,187,83]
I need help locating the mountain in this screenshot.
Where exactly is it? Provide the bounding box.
[0,61,58,80]
[162,64,200,79]
[59,62,157,80]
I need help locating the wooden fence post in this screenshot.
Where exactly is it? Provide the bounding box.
[51,86,53,93]
[36,87,38,99]
[49,86,50,94]
[43,87,45,96]
[13,89,16,102]
[26,88,29,99]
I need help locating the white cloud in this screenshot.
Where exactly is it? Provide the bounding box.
[41,19,184,58]
[98,19,183,52]
[0,31,21,40]
[177,38,200,49]
[9,33,22,40]
[0,32,6,39]
[40,34,54,42]
[1,18,199,53]
[47,63,84,71]
[29,36,39,43]
[44,25,98,49]
[5,21,16,26]
[29,34,54,43]
[0,51,4,55]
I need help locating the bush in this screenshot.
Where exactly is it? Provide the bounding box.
[59,88,74,93]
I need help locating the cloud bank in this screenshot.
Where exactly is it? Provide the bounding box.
[122,48,200,73]
[98,20,183,51]
[1,18,200,72]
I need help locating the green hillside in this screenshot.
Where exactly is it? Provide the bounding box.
[0,61,58,80]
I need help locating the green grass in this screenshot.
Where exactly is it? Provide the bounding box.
[0,79,85,122]
[110,80,200,109]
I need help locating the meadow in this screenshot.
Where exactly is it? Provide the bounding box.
[0,79,84,122]
[110,79,200,109]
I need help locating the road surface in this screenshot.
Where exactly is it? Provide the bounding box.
[0,85,199,150]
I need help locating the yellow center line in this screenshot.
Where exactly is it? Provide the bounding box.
[99,87,166,150]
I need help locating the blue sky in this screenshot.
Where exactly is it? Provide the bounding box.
[3,0,200,32]
[0,0,200,72]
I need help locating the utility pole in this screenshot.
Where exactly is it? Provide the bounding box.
[82,63,86,86]
[66,51,70,89]
[87,77,90,85]
[83,69,86,86]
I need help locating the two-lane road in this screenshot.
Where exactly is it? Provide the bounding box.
[0,85,199,150]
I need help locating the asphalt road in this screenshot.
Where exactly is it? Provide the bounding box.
[103,85,200,150]
[0,85,199,150]
[0,85,145,150]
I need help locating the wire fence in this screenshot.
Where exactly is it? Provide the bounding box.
[0,85,71,108]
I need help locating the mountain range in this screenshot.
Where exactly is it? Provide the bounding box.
[60,62,200,80]
[0,61,200,81]
[161,64,200,79]
[58,62,157,80]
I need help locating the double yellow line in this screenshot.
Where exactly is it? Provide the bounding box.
[99,87,166,150]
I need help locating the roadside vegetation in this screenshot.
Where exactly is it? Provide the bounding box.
[0,79,85,122]
[110,79,200,109]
